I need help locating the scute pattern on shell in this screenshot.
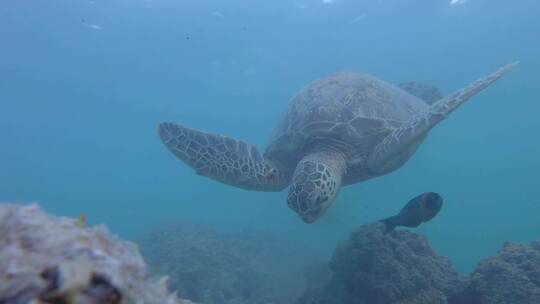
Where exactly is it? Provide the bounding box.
[266,72,428,167]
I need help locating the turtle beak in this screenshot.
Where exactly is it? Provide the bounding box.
[287,195,327,224]
[299,213,317,224]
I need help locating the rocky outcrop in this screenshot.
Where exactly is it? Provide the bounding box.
[139,222,322,304]
[0,204,192,304]
[464,241,540,304]
[4,202,538,304]
[297,222,540,304]
[297,222,465,304]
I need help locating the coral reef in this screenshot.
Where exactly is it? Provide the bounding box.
[463,241,540,304]
[297,222,540,304]
[0,203,193,304]
[297,222,465,304]
[4,202,538,304]
[139,222,322,304]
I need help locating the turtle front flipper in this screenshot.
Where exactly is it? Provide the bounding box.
[368,62,518,171]
[158,122,288,191]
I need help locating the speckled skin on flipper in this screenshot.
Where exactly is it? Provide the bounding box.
[159,62,518,223]
[158,122,288,191]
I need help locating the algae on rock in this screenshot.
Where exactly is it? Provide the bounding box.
[0,203,193,304]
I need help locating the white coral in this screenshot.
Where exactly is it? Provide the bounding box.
[0,203,193,304]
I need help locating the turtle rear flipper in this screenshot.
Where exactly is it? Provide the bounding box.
[368,62,518,171]
[158,122,288,191]
[398,81,443,105]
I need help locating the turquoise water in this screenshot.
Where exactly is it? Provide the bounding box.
[1,0,539,273]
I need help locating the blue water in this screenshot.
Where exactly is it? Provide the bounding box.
[1,0,539,273]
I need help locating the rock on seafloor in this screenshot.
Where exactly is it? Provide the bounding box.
[463,241,540,304]
[139,222,323,304]
[297,222,466,304]
[3,202,539,304]
[0,203,194,304]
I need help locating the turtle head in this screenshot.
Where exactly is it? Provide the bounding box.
[287,151,346,223]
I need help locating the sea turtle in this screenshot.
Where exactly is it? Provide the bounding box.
[158,62,517,223]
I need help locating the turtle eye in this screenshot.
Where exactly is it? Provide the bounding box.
[266,169,277,182]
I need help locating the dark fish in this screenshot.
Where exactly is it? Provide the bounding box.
[380,192,443,233]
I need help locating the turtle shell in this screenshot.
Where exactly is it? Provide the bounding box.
[265,72,429,171]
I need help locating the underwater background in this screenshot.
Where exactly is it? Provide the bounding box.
[1,0,539,274]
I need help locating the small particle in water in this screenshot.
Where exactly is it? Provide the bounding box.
[81,18,103,31]
[211,11,225,19]
[450,0,467,6]
[186,36,191,40]
[244,67,257,76]
[349,13,367,24]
